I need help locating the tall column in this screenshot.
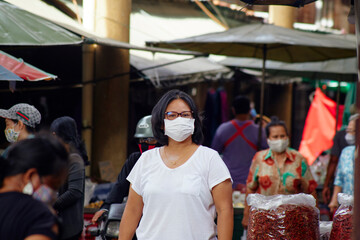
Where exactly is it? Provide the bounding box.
[82,44,95,177]
[269,6,295,29]
[268,6,295,135]
[91,0,132,180]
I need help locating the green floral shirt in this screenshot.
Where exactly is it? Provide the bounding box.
[246,148,317,195]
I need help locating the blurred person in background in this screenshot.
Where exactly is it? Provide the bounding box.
[322,113,358,204]
[92,115,157,227]
[50,116,87,240]
[328,114,359,213]
[0,134,69,240]
[0,103,41,156]
[119,89,233,240]
[211,95,268,190]
[242,116,317,229]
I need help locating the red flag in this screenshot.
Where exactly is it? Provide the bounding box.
[299,88,344,165]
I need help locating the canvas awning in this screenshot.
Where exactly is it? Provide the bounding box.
[214,56,357,82]
[0,1,204,56]
[130,55,233,88]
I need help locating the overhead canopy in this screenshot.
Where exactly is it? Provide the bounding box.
[130,55,233,87]
[0,1,82,46]
[0,1,204,56]
[147,23,357,62]
[215,56,357,81]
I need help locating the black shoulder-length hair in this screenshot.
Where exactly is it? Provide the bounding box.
[151,89,203,146]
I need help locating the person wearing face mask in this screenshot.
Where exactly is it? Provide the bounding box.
[92,115,158,227]
[0,103,41,157]
[322,113,358,204]
[328,113,358,213]
[50,117,87,240]
[0,134,69,240]
[119,90,233,240]
[241,116,317,229]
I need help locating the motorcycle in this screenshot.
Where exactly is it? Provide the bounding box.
[88,203,134,240]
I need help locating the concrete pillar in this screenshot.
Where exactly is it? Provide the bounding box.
[268,5,296,137]
[269,6,295,29]
[268,6,295,137]
[91,0,132,180]
[82,44,95,177]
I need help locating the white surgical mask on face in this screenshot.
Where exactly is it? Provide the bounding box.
[22,182,34,195]
[4,127,20,143]
[164,117,195,142]
[345,133,355,145]
[267,138,289,153]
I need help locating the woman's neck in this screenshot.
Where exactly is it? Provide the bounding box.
[272,150,287,166]
[167,137,195,151]
[0,175,24,193]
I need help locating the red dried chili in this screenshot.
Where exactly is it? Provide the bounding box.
[248,204,319,240]
[329,205,353,240]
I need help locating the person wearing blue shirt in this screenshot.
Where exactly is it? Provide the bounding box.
[328,114,358,213]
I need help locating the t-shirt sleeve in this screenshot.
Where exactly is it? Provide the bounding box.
[211,124,225,153]
[126,153,145,196]
[208,151,232,190]
[334,148,347,188]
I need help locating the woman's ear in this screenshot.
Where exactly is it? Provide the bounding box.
[23,168,41,190]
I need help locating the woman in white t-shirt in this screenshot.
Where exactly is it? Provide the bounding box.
[119,89,233,240]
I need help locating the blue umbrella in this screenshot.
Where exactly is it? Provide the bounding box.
[0,65,23,81]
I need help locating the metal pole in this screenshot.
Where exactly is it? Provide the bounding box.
[258,45,267,149]
[353,0,360,239]
[335,78,340,133]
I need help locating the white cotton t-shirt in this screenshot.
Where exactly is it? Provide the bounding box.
[127,145,231,240]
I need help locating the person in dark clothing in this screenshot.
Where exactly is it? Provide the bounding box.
[50,117,88,240]
[0,134,69,240]
[92,115,157,223]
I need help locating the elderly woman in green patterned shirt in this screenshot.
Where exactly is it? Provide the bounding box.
[241,116,318,229]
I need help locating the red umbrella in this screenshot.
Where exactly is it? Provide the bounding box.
[0,50,57,81]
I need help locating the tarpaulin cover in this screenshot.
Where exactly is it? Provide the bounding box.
[0,65,23,81]
[0,1,82,46]
[299,88,344,165]
[0,50,57,81]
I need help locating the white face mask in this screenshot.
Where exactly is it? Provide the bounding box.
[345,133,355,145]
[267,138,289,153]
[22,182,34,195]
[164,117,195,142]
[4,127,20,143]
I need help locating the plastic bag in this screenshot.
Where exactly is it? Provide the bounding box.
[84,178,97,206]
[319,221,332,240]
[247,193,320,240]
[330,193,353,240]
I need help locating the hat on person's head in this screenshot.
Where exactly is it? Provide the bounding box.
[0,103,41,128]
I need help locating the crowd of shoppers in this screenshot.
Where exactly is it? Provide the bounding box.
[0,88,357,240]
